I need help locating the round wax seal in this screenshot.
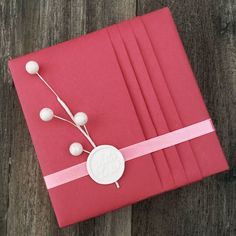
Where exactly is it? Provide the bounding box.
[86,145,125,185]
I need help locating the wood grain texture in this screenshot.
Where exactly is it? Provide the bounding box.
[0,0,235,235]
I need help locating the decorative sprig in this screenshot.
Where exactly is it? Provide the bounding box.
[25,61,96,156]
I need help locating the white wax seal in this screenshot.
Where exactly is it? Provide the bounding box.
[86,145,125,185]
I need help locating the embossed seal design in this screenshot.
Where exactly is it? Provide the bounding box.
[86,145,125,186]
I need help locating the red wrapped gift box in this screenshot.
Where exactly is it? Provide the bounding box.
[8,7,228,227]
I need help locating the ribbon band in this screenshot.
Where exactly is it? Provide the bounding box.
[44,119,214,189]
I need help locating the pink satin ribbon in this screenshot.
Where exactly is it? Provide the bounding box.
[44,119,214,189]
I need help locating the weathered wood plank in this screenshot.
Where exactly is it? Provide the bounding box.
[1,1,88,236]
[134,0,236,235]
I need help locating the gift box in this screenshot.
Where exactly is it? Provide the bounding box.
[8,7,228,227]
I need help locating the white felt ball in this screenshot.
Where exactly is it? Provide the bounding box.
[69,142,83,156]
[25,61,39,74]
[39,108,54,122]
[74,112,88,126]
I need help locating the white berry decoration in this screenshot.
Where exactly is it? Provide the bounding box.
[69,142,83,156]
[25,61,39,74]
[74,112,88,126]
[39,108,54,122]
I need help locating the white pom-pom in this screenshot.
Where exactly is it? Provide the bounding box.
[39,108,54,122]
[25,61,39,74]
[69,142,83,156]
[74,112,88,126]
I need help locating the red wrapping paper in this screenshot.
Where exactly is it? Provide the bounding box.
[8,7,228,227]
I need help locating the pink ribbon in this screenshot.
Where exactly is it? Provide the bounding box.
[44,119,214,189]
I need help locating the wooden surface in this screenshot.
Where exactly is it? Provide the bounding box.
[0,0,235,235]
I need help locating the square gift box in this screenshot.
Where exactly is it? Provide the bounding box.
[8,7,229,227]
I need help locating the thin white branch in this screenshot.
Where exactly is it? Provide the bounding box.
[36,72,58,97]
[83,150,90,154]
[83,125,89,136]
[36,72,96,148]
[54,115,77,127]
[115,181,120,188]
